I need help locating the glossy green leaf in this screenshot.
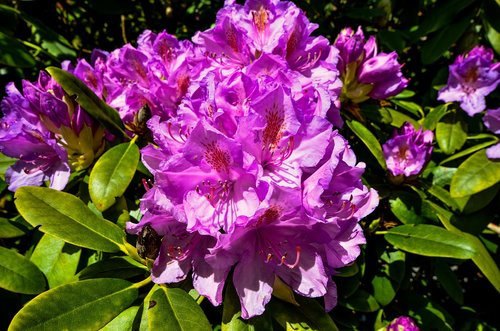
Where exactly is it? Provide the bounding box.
[425,183,460,211]
[371,275,396,306]
[423,104,450,131]
[14,187,126,253]
[436,112,468,154]
[0,246,46,294]
[433,260,464,305]
[431,166,457,187]
[421,15,471,64]
[390,99,423,118]
[386,108,419,128]
[77,256,147,280]
[46,66,126,137]
[391,89,416,99]
[439,138,498,165]
[89,141,140,211]
[100,306,140,331]
[432,203,500,292]
[269,298,339,331]
[485,20,500,54]
[0,218,27,238]
[0,153,16,178]
[146,287,212,331]
[450,150,500,197]
[30,234,81,288]
[0,31,35,68]
[389,193,425,224]
[8,278,138,331]
[222,282,273,331]
[346,120,386,169]
[384,224,476,259]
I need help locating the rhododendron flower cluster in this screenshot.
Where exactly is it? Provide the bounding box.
[0,62,106,191]
[382,122,434,180]
[334,26,408,103]
[438,46,500,117]
[120,0,378,319]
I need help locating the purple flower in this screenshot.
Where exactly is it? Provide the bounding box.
[125,0,377,320]
[334,26,408,103]
[483,108,500,159]
[386,316,420,331]
[0,67,106,191]
[382,122,434,178]
[438,46,500,116]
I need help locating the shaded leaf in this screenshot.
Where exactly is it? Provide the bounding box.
[423,104,450,131]
[421,15,472,64]
[14,187,126,253]
[433,260,464,305]
[0,217,27,239]
[0,31,35,68]
[0,246,46,294]
[77,256,147,280]
[340,288,380,312]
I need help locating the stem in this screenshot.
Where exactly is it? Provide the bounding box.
[374,231,388,235]
[133,277,152,289]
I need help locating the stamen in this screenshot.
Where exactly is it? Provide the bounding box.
[283,246,301,269]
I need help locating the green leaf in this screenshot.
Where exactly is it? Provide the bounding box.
[30,234,81,288]
[0,31,35,68]
[0,246,46,294]
[485,20,500,54]
[8,278,138,331]
[391,89,416,99]
[423,104,450,131]
[268,298,340,331]
[378,30,406,53]
[450,150,500,197]
[385,108,419,128]
[46,66,126,138]
[390,100,423,118]
[77,256,147,280]
[432,203,500,292]
[483,0,500,34]
[89,141,140,211]
[146,287,212,331]
[340,288,380,312]
[0,153,16,178]
[436,112,468,154]
[384,224,476,259]
[389,192,425,224]
[454,183,500,214]
[100,306,140,331]
[421,15,471,64]
[439,138,498,165]
[371,275,396,306]
[0,217,27,238]
[433,260,464,305]
[346,120,386,169]
[14,187,126,253]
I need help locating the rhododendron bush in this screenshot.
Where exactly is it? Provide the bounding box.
[0,0,499,330]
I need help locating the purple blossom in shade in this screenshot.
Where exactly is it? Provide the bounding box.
[334,26,408,103]
[382,122,434,178]
[124,0,378,319]
[483,108,500,159]
[438,46,500,117]
[386,316,420,331]
[0,66,106,191]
